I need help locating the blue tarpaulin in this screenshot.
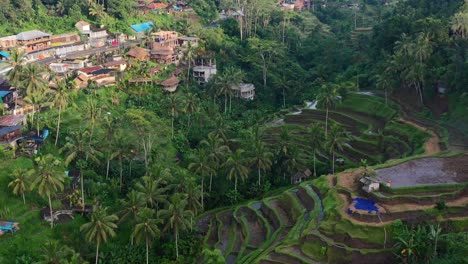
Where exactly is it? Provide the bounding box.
[349,197,380,214]
[0,51,10,59]
[130,22,154,33]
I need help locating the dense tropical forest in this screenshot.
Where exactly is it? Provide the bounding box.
[0,0,467,263]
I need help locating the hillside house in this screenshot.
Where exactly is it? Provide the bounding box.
[193,65,217,84]
[160,76,179,92]
[151,31,179,48]
[0,115,26,127]
[51,33,80,45]
[49,63,69,74]
[75,21,108,47]
[291,168,312,184]
[150,47,178,64]
[127,47,149,61]
[73,74,89,89]
[78,66,103,77]
[178,36,200,47]
[16,30,51,53]
[0,126,22,144]
[104,60,127,72]
[232,83,255,100]
[0,35,17,50]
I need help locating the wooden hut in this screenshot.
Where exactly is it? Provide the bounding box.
[160,76,179,92]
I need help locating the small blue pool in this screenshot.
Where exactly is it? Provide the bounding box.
[348,197,380,214]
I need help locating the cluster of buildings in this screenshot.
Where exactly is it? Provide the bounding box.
[279,0,312,11]
[134,0,193,15]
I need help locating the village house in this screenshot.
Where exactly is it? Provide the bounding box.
[232,83,255,100]
[104,60,127,72]
[0,126,22,145]
[127,47,149,61]
[160,76,179,92]
[360,177,381,193]
[16,30,52,53]
[49,63,69,74]
[149,66,163,75]
[291,168,312,184]
[73,74,89,89]
[193,65,217,84]
[0,115,26,127]
[51,33,80,46]
[150,47,178,64]
[62,59,87,70]
[178,36,200,47]
[75,21,109,47]
[0,35,17,50]
[151,31,179,48]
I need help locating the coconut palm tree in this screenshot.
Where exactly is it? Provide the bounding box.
[135,176,169,209]
[52,80,75,146]
[80,206,118,264]
[201,133,230,192]
[61,129,101,208]
[251,140,273,186]
[275,74,292,108]
[188,149,214,209]
[327,124,350,175]
[119,190,144,224]
[178,176,202,229]
[184,93,198,135]
[223,67,244,113]
[159,193,193,260]
[37,240,74,264]
[224,149,250,192]
[8,168,33,204]
[21,63,48,99]
[132,208,161,264]
[308,122,324,177]
[451,11,468,39]
[185,42,196,90]
[317,84,340,138]
[83,97,101,145]
[6,49,26,96]
[166,94,183,139]
[30,154,66,228]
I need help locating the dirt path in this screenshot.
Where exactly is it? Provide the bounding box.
[399,118,441,155]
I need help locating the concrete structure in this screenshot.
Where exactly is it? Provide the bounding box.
[150,47,178,64]
[75,21,108,47]
[0,35,17,50]
[193,65,217,84]
[360,177,380,193]
[49,63,69,74]
[232,83,255,100]
[16,30,51,53]
[151,31,179,48]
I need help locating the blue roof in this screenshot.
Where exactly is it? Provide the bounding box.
[0,51,10,58]
[0,91,12,97]
[130,22,154,33]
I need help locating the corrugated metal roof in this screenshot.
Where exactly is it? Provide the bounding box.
[0,115,24,127]
[130,22,154,33]
[16,30,51,41]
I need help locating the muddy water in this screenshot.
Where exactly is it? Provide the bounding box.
[376,156,468,187]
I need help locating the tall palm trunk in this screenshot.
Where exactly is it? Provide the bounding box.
[80,169,85,209]
[258,166,261,186]
[201,177,204,209]
[313,149,317,177]
[55,105,62,146]
[325,107,329,139]
[119,156,123,191]
[95,240,100,264]
[22,192,26,204]
[235,176,238,192]
[175,228,179,259]
[332,151,335,175]
[48,194,54,228]
[224,93,228,114]
[229,94,232,113]
[106,159,110,179]
[209,172,213,192]
[146,238,149,264]
[283,88,286,108]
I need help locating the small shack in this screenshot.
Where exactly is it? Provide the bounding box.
[0,115,25,127]
[160,76,179,92]
[291,168,312,184]
[360,177,380,193]
[0,126,22,144]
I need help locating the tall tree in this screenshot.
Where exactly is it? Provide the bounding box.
[52,80,74,146]
[200,133,229,192]
[31,154,66,228]
[188,149,214,209]
[135,176,169,209]
[307,122,324,177]
[317,84,340,138]
[8,168,32,204]
[166,94,183,139]
[224,149,250,192]
[326,124,350,175]
[250,140,273,186]
[21,63,48,98]
[132,208,161,264]
[159,193,193,260]
[80,206,118,264]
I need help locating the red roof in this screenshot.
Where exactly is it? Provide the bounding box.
[148,2,168,9]
[0,115,25,127]
[80,66,103,74]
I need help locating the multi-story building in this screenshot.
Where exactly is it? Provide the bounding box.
[193,65,217,84]
[75,21,108,47]
[16,30,51,53]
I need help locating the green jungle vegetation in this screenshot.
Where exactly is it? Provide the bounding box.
[0,0,468,263]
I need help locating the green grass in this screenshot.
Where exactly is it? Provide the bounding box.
[337,93,397,122]
[302,240,327,261]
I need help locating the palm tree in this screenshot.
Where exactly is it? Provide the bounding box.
[61,129,101,208]
[88,2,106,23]
[8,168,33,204]
[37,240,73,264]
[166,94,183,139]
[21,63,48,99]
[375,73,393,105]
[52,80,74,146]
[201,133,230,192]
[188,149,214,209]
[179,176,202,229]
[119,190,144,223]
[30,154,66,228]
[132,208,161,264]
[251,141,273,186]
[317,84,340,138]
[83,98,101,145]
[282,146,300,182]
[308,122,324,177]
[327,124,350,175]
[224,67,244,113]
[159,193,193,260]
[275,74,292,108]
[6,49,26,100]
[184,93,198,135]
[135,176,169,209]
[185,42,196,90]
[224,149,250,192]
[451,11,468,39]
[80,206,118,264]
